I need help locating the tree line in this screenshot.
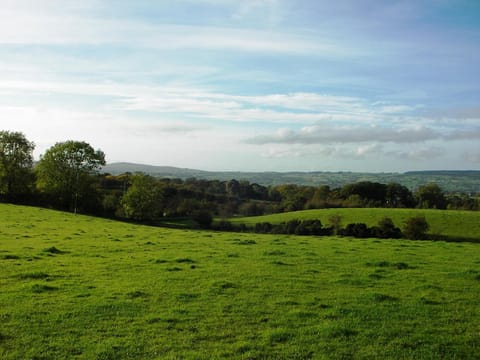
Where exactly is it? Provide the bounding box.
[236,215,430,241]
[0,131,479,226]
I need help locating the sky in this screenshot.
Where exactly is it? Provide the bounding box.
[1,0,479,172]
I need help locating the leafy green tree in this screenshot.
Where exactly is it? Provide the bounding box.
[36,141,105,213]
[121,173,163,221]
[403,216,429,240]
[415,183,447,209]
[385,183,415,208]
[0,131,35,201]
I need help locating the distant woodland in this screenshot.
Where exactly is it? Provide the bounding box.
[1,131,479,226]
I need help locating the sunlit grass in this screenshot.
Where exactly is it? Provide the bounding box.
[1,204,480,359]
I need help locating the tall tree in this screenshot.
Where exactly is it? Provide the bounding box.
[0,131,35,201]
[36,141,105,213]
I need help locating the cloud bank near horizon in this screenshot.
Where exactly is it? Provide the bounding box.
[1,0,479,171]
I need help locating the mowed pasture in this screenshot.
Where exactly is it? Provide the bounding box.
[229,208,480,241]
[1,205,480,359]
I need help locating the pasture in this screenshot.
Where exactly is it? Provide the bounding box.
[1,204,480,359]
[229,208,480,241]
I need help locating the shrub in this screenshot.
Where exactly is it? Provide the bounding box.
[340,223,371,238]
[403,215,429,240]
[192,210,213,229]
[373,217,402,239]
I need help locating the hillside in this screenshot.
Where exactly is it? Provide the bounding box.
[229,208,480,242]
[1,204,480,358]
[102,162,480,193]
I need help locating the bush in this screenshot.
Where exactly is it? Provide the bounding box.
[373,217,402,239]
[340,223,371,238]
[255,222,273,233]
[403,216,429,239]
[192,211,213,229]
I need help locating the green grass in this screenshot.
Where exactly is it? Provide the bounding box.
[1,204,480,359]
[229,208,480,241]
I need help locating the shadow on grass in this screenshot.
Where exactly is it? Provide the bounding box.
[427,234,480,244]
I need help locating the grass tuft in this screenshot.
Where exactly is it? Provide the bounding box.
[234,239,256,245]
[326,326,358,339]
[42,246,66,254]
[17,272,50,280]
[31,284,59,293]
[2,254,20,260]
[126,291,149,299]
[268,329,294,344]
[371,293,398,302]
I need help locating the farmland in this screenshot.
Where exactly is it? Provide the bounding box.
[1,204,480,359]
[229,208,480,242]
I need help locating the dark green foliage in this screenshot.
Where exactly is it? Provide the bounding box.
[341,181,387,206]
[372,217,402,239]
[403,215,430,239]
[340,223,371,238]
[0,131,35,202]
[192,210,213,228]
[416,183,447,209]
[255,222,273,233]
[253,219,329,236]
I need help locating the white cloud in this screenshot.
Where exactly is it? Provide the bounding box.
[245,124,441,145]
[0,7,340,55]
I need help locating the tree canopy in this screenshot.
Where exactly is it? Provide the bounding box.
[0,131,35,201]
[36,141,105,212]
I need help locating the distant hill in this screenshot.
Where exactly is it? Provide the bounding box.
[102,162,480,193]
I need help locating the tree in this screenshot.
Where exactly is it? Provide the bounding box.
[415,183,446,209]
[36,141,105,213]
[121,173,164,221]
[385,183,415,208]
[403,216,429,240]
[0,131,35,201]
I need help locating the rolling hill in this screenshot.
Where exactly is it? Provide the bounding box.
[102,162,480,193]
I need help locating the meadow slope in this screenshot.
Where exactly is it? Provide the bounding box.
[1,204,480,359]
[229,208,480,241]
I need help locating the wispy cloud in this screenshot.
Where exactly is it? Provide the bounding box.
[245,125,441,145]
[1,0,478,171]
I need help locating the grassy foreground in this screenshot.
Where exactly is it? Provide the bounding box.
[229,208,480,241]
[1,204,480,359]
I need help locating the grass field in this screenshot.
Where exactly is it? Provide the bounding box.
[229,208,480,241]
[1,204,480,359]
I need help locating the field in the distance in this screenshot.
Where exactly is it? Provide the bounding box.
[230,208,480,242]
[1,204,480,359]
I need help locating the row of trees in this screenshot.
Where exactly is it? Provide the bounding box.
[0,131,105,213]
[0,131,479,225]
[243,216,429,240]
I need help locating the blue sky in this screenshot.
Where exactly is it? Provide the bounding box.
[1,0,479,172]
